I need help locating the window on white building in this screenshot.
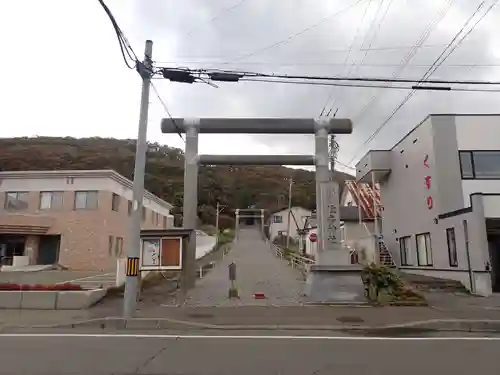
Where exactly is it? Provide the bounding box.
[459,151,474,178]
[471,151,500,178]
[459,151,500,179]
[416,232,433,266]
[273,215,283,223]
[399,236,411,266]
[446,228,458,267]
[74,191,98,210]
[4,192,29,210]
[39,191,64,210]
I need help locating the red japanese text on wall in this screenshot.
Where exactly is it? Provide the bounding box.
[424,154,433,210]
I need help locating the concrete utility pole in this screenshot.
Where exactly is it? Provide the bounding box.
[216,201,220,241]
[286,178,293,249]
[123,40,153,319]
[215,202,225,244]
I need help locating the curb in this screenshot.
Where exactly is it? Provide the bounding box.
[7,317,500,333]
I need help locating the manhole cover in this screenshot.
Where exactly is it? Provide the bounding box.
[336,316,365,324]
[186,313,215,319]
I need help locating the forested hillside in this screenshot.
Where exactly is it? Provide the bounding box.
[0,137,354,228]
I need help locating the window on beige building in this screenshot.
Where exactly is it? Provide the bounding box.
[4,192,29,210]
[142,206,146,221]
[39,191,64,210]
[108,236,124,257]
[111,193,120,212]
[74,191,98,210]
[152,212,160,225]
[115,237,123,256]
[108,235,114,256]
[127,201,132,215]
[163,216,167,228]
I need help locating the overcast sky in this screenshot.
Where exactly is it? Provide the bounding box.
[1,0,499,174]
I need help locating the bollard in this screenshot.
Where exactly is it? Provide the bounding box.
[228,262,239,299]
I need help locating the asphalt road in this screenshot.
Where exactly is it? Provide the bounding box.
[0,332,499,374]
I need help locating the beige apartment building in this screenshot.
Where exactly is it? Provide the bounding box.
[0,170,174,271]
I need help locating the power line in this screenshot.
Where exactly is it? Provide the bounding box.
[212,0,368,68]
[97,0,139,69]
[240,77,500,92]
[349,0,455,124]
[325,0,385,117]
[150,82,185,142]
[154,60,500,70]
[171,66,500,85]
[319,0,374,117]
[346,0,498,165]
[155,43,450,62]
[335,159,356,170]
[184,0,248,38]
[328,0,394,117]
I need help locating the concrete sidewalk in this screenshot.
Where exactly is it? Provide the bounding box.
[2,303,500,333]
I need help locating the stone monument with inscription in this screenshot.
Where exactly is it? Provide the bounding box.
[304,124,366,304]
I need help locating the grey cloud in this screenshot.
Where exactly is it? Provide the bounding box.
[132,0,500,165]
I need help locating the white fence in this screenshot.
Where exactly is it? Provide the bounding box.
[267,241,315,274]
[268,240,365,276]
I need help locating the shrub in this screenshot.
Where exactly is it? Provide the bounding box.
[361,263,425,304]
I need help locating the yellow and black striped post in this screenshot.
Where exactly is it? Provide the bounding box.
[126,257,140,277]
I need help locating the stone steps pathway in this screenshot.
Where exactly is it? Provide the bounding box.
[184,228,305,306]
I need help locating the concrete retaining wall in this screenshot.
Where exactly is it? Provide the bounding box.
[0,289,106,310]
[195,235,217,259]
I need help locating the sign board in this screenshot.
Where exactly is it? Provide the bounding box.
[126,257,139,276]
[140,237,183,271]
[309,232,318,243]
[319,181,341,252]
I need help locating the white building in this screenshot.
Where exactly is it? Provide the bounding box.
[356,114,500,296]
[268,206,312,243]
[268,205,377,262]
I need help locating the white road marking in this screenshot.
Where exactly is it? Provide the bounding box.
[57,273,114,284]
[0,334,499,340]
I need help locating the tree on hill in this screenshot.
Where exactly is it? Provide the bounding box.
[0,137,354,228]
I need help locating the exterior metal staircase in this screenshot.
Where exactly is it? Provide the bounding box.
[378,237,396,267]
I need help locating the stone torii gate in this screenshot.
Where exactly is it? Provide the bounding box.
[234,208,265,237]
[161,117,365,303]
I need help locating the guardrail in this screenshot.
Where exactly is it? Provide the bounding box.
[267,241,315,274]
[268,240,360,275]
